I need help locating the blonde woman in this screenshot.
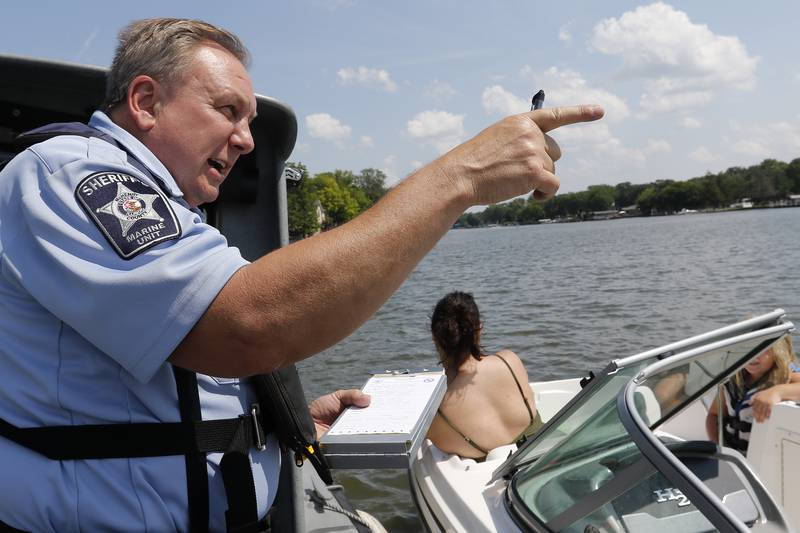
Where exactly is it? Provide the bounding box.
[706,335,800,452]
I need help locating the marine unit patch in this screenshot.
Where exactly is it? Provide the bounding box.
[75,171,181,259]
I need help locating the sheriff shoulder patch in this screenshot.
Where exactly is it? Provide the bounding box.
[75,171,182,259]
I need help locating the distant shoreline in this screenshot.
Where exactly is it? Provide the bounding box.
[453,203,800,229]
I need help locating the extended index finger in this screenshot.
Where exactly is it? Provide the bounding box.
[528,105,604,133]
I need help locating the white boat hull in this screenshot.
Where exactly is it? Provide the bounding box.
[411,378,800,532]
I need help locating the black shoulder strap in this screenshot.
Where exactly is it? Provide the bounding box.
[173,366,210,533]
[1,122,120,174]
[13,122,120,152]
[8,122,176,199]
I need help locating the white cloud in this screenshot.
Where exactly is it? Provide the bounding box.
[381,155,400,186]
[359,135,374,147]
[337,66,397,92]
[690,146,717,162]
[638,84,712,114]
[726,121,800,160]
[645,139,672,154]
[520,67,630,121]
[558,21,573,43]
[293,142,312,156]
[681,117,702,129]
[557,123,645,164]
[552,123,680,190]
[729,140,768,158]
[424,79,457,101]
[305,113,352,142]
[590,2,758,114]
[406,110,465,153]
[482,85,528,115]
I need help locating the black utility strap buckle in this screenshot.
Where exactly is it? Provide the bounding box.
[250,404,266,451]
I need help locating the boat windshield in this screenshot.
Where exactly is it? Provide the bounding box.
[506,331,787,532]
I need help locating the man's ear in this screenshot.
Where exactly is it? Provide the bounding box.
[126,75,160,132]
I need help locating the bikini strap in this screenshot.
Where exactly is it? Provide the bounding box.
[491,353,535,424]
[436,408,489,455]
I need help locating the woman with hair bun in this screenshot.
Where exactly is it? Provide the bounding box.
[426,291,543,459]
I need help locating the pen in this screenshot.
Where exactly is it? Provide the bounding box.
[531,89,545,110]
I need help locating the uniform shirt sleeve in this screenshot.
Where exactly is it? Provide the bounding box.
[1,137,248,383]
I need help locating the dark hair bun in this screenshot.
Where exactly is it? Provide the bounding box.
[431,292,483,368]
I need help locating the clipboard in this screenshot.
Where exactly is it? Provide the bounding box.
[320,368,446,469]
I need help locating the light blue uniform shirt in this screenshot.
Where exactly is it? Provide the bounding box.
[0,111,280,532]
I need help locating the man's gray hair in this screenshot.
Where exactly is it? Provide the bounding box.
[103,18,250,111]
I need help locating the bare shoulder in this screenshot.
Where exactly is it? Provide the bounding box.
[489,350,531,384]
[494,349,526,372]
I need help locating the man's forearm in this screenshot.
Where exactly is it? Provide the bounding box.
[173,164,466,376]
[170,105,604,377]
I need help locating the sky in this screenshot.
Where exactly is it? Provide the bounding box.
[3,1,800,194]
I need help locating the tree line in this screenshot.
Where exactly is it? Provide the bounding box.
[458,157,800,228]
[287,157,800,237]
[286,163,388,240]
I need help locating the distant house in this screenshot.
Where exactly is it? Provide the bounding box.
[765,195,800,208]
[621,205,641,216]
[585,209,623,221]
[729,198,753,209]
[313,199,326,235]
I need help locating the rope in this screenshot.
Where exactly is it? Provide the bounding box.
[307,490,374,530]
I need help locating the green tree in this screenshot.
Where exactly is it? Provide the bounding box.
[502,198,526,224]
[614,181,648,209]
[520,199,545,224]
[312,174,360,228]
[657,181,696,212]
[691,177,723,208]
[786,158,800,193]
[285,162,320,240]
[717,168,747,205]
[482,203,505,225]
[457,212,482,227]
[330,169,357,188]
[746,159,788,200]
[354,168,388,204]
[636,186,657,215]
[586,185,615,212]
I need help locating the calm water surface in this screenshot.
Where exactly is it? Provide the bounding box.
[297,207,800,532]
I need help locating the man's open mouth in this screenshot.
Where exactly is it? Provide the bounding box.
[208,158,226,172]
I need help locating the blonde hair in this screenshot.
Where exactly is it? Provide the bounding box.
[104,18,250,111]
[733,334,796,392]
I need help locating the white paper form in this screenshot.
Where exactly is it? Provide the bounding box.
[327,373,445,435]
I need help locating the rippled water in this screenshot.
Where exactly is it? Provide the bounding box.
[298,207,800,532]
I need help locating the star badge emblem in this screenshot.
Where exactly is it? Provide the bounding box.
[96,182,164,237]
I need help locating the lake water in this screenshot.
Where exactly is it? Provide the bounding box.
[297,207,800,532]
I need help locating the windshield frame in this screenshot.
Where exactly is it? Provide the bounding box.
[617,323,793,533]
[492,309,789,483]
[500,311,793,532]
